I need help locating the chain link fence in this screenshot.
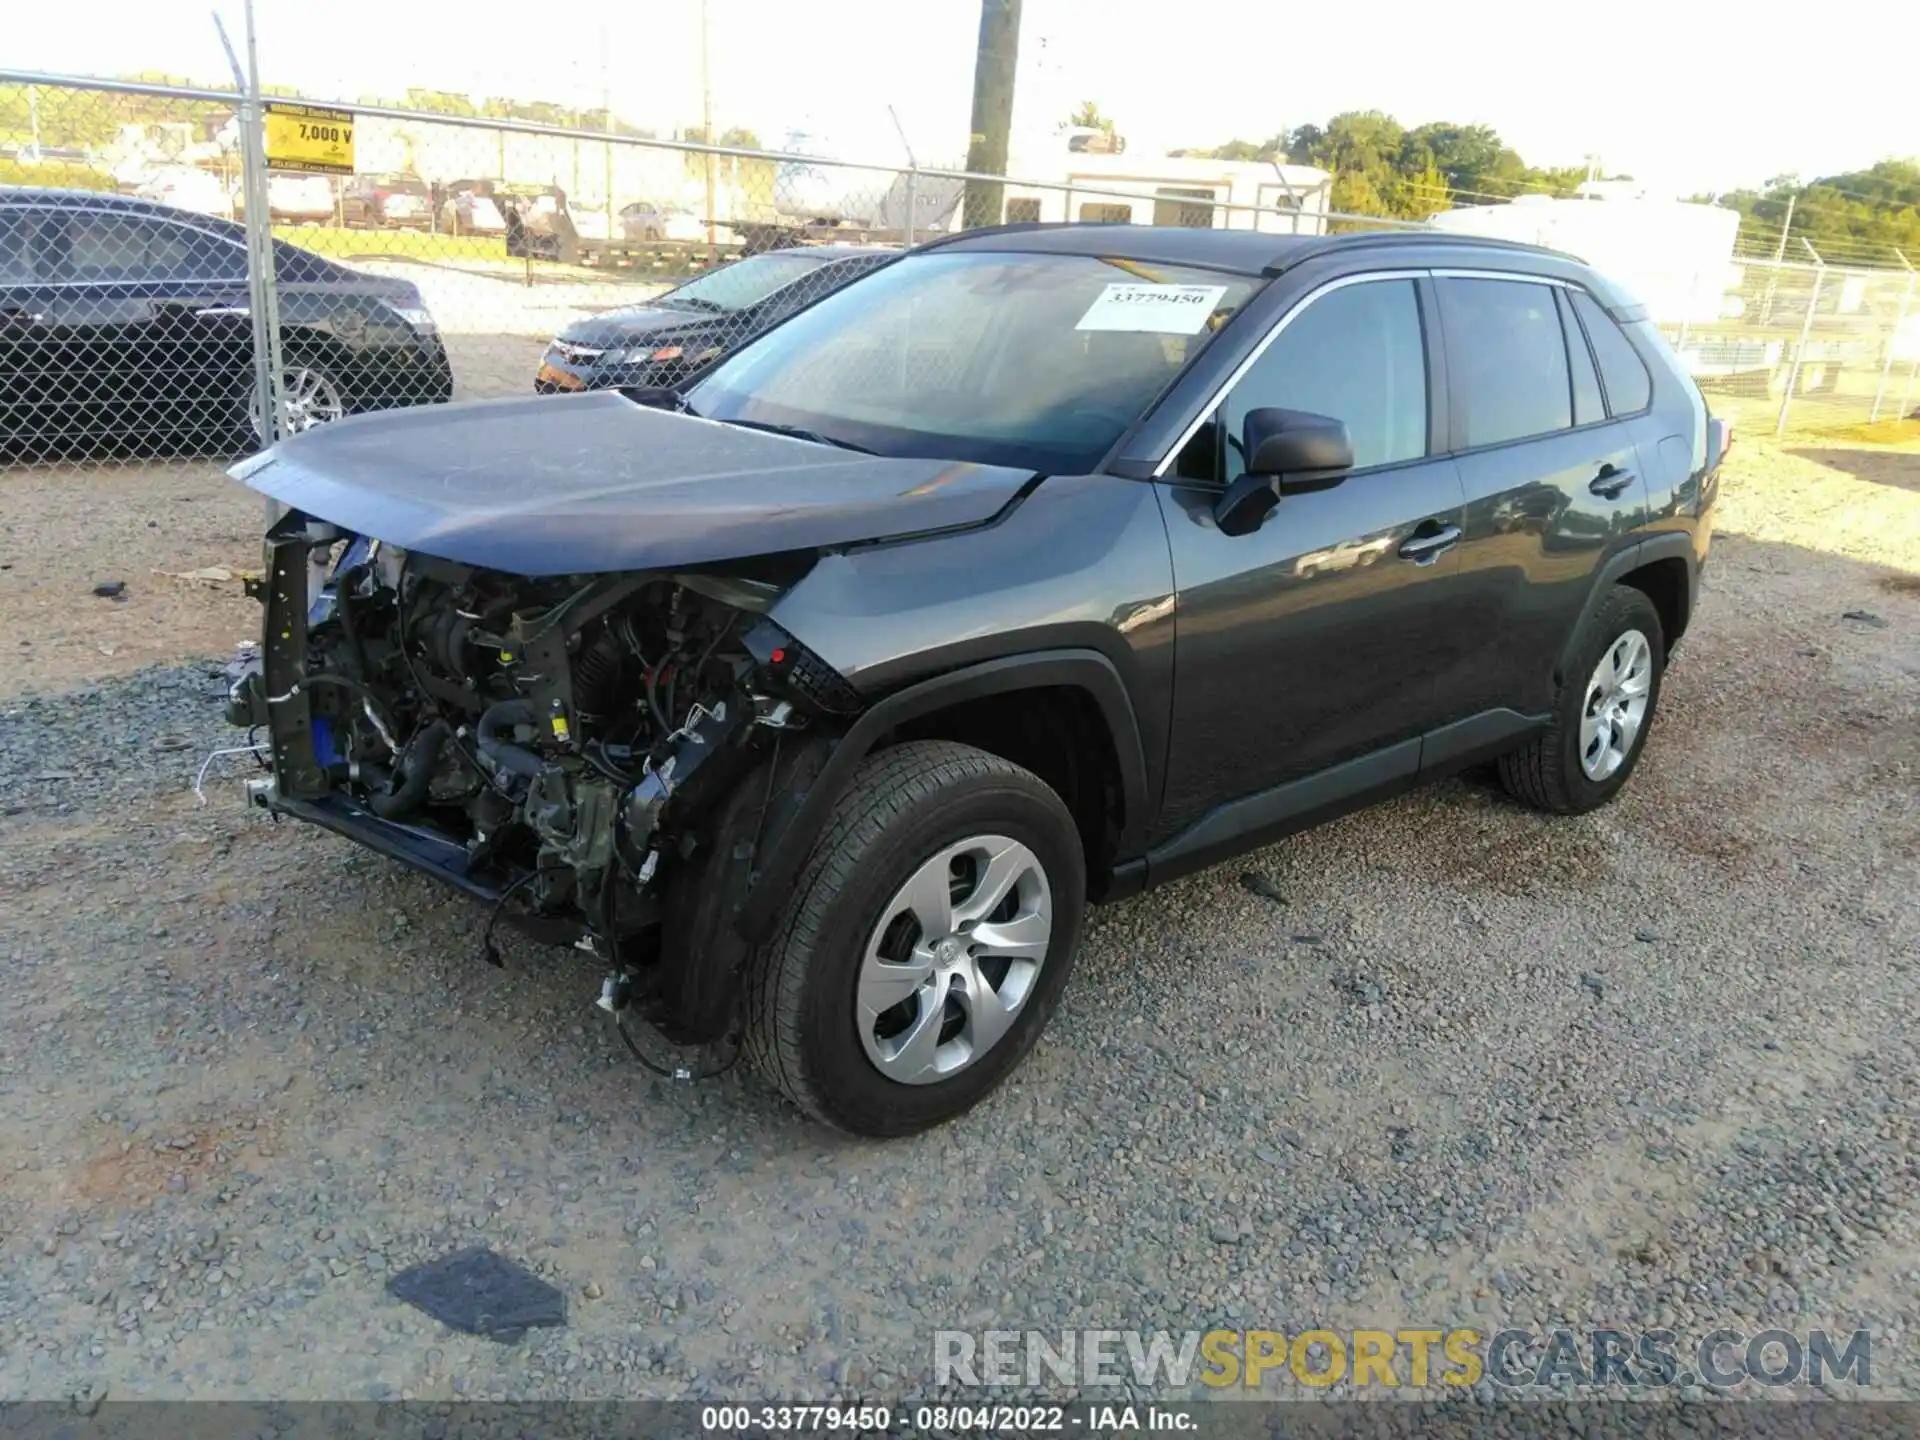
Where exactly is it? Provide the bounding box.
[1660,256,1920,438]
[0,72,1406,473]
[4,69,1915,475]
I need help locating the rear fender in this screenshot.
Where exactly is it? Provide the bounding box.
[1554,532,1697,686]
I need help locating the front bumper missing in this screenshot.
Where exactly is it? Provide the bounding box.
[247,511,595,940]
[261,510,329,799]
[246,777,596,945]
[248,780,498,904]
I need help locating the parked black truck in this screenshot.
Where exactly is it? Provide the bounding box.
[226,225,1724,1136]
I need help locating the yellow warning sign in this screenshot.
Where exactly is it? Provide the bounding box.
[264,102,355,176]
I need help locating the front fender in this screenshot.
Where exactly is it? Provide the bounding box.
[733,648,1150,943]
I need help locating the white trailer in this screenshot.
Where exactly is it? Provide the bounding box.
[765,125,1332,238]
[998,152,1333,236]
[1424,194,1741,326]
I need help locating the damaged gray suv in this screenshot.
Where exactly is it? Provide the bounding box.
[228,224,1724,1136]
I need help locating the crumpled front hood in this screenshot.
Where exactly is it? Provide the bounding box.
[236,392,1038,577]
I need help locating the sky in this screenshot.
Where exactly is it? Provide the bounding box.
[11,0,1917,195]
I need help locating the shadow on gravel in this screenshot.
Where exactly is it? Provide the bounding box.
[1787,445,1920,495]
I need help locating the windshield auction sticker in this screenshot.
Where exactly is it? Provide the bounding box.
[1076,283,1230,334]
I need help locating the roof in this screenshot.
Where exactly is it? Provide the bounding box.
[921,222,1583,277]
[0,186,175,210]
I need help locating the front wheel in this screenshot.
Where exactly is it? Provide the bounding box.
[743,741,1086,1137]
[1498,584,1665,814]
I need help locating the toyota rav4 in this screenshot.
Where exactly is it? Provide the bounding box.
[226,225,1724,1137]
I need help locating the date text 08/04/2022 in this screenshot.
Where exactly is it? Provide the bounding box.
[698,1404,1198,1433]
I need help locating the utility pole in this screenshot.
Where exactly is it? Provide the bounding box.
[962,0,1021,230]
[700,0,718,260]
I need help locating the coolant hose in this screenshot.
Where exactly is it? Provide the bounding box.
[476,699,544,781]
[366,719,451,819]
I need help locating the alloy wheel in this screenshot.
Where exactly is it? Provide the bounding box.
[251,366,346,441]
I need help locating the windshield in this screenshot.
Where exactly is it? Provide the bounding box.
[686,250,1258,472]
[665,252,825,312]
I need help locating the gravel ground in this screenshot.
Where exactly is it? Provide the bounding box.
[0,432,1916,1407]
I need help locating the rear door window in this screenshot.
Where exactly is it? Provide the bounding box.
[1439,277,1572,448]
[0,211,45,284]
[60,214,246,283]
[1571,289,1654,414]
[1557,288,1605,427]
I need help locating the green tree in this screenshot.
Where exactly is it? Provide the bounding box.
[1711,163,1920,261]
[1062,101,1114,135]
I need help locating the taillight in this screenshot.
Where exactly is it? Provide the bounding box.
[1705,416,1733,470]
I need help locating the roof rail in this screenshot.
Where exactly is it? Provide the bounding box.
[1266,228,1581,275]
[908,220,1082,253]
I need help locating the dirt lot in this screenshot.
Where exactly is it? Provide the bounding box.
[0,428,1916,1404]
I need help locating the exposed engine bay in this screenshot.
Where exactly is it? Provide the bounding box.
[232,512,861,1057]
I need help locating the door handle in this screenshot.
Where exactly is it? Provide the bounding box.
[1397,522,1462,564]
[1589,465,1635,500]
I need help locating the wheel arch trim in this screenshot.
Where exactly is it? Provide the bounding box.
[1554,533,1696,686]
[734,648,1149,943]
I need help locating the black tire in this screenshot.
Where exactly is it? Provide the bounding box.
[743,740,1086,1137]
[1498,584,1665,815]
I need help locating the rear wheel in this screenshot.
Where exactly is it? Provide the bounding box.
[1498,584,1665,814]
[743,741,1085,1137]
[247,360,347,444]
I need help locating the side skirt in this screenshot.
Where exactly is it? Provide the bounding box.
[1111,707,1549,895]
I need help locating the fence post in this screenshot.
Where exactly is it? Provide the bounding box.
[1870,267,1918,424]
[218,0,287,480]
[1775,262,1825,437]
[1675,265,1698,354]
[903,166,917,246]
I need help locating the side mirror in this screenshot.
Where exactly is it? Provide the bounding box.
[1213,408,1354,537]
[1243,407,1354,479]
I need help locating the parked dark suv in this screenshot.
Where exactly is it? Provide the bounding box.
[0,189,453,458]
[225,226,1723,1137]
[534,244,894,393]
